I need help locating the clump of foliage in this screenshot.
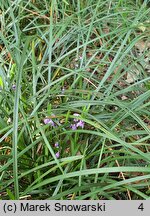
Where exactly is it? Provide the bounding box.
[0,0,150,200]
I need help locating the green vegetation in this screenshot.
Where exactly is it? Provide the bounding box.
[0,0,150,200]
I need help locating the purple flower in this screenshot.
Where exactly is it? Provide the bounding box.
[76,120,85,129]
[43,118,55,126]
[71,113,85,130]
[71,124,77,130]
[55,151,60,158]
[54,142,59,148]
[12,84,16,90]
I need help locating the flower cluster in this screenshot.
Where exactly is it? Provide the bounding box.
[70,113,85,130]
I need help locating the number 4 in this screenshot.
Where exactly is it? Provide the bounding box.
[138,203,144,211]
